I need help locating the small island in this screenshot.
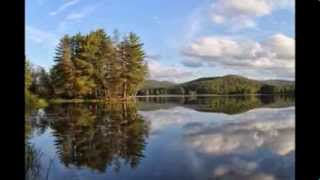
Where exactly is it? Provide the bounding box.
[26,29,148,106]
[25,28,294,108]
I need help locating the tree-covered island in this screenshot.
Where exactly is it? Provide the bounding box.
[26,29,148,103]
[25,28,295,105]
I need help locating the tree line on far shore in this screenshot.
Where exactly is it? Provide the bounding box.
[26,29,148,101]
[138,75,295,96]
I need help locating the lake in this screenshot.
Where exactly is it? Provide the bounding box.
[25,95,295,180]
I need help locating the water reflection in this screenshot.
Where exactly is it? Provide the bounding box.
[25,143,43,180]
[25,96,294,180]
[48,103,150,172]
[25,106,47,180]
[183,107,295,179]
[138,95,294,114]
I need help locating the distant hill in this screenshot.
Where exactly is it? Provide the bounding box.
[138,75,295,95]
[141,80,176,89]
[262,80,295,86]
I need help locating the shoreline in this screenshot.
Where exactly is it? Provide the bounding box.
[135,94,286,98]
[48,94,293,103]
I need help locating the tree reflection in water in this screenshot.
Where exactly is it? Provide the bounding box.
[47,102,150,173]
[138,95,295,114]
[25,108,44,180]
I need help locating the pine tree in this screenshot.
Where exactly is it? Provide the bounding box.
[48,29,148,100]
[117,36,130,98]
[51,35,76,98]
[80,30,107,98]
[126,33,148,96]
[70,33,96,98]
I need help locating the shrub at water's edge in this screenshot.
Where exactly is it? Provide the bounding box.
[25,61,48,115]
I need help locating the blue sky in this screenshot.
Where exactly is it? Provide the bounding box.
[26,0,295,82]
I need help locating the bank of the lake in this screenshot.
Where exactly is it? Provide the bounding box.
[48,93,293,103]
[49,97,137,104]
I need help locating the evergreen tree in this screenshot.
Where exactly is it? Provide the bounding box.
[51,35,76,98]
[117,36,130,98]
[47,29,148,100]
[71,33,96,98]
[126,33,148,96]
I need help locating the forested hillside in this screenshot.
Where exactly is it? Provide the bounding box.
[138,75,295,95]
[140,80,176,90]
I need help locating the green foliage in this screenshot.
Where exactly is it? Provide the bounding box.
[138,75,295,95]
[29,66,54,99]
[25,61,32,91]
[51,35,76,98]
[49,29,148,99]
[179,75,262,94]
[25,60,48,115]
[141,80,176,90]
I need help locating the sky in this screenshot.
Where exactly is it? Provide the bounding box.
[26,0,295,82]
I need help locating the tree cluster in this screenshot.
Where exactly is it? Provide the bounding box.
[29,29,148,100]
[51,29,148,99]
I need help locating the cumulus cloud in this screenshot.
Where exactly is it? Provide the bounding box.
[49,0,80,16]
[182,33,295,79]
[147,59,194,82]
[262,34,295,59]
[210,0,294,30]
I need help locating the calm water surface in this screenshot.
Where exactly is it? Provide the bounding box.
[25,95,295,180]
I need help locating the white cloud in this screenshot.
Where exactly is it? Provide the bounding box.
[211,15,225,24]
[57,5,97,32]
[49,0,80,16]
[210,0,294,30]
[147,59,194,82]
[262,33,295,59]
[65,5,96,20]
[26,25,58,46]
[182,34,295,79]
